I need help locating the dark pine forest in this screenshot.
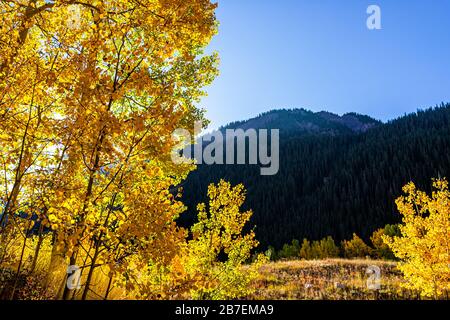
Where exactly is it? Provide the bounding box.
[180,104,450,249]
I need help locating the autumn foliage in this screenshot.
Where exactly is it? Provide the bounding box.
[1,0,449,301]
[384,179,450,298]
[0,0,264,300]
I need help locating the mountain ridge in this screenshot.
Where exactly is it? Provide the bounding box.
[219,108,381,135]
[181,103,450,249]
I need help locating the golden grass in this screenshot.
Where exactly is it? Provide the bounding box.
[246,258,425,300]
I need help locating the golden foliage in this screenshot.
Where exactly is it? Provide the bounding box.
[384,179,450,298]
[105,180,265,300]
[299,237,340,260]
[0,0,263,300]
[341,233,372,259]
[370,224,399,260]
[183,180,266,299]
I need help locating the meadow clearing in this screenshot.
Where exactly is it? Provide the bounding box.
[247,259,428,300]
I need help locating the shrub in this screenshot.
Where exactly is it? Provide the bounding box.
[341,233,372,258]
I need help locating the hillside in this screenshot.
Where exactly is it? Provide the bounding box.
[221,108,380,134]
[180,103,450,249]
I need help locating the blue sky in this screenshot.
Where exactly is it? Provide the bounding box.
[201,0,450,129]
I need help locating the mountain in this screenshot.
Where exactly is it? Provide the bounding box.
[180,104,450,250]
[221,108,380,135]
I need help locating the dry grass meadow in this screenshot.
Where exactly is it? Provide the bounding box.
[246,259,428,300]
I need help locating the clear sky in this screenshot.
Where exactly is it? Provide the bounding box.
[201,0,450,129]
